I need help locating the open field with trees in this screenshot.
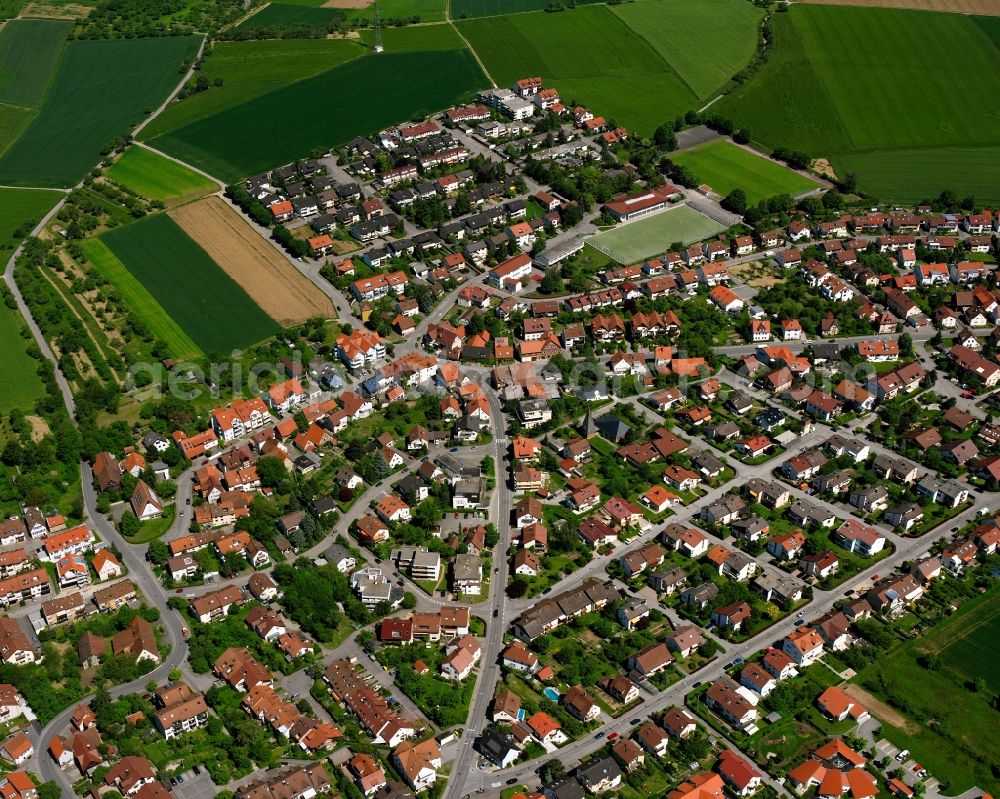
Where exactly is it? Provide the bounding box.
[0,18,70,108]
[853,589,1000,794]
[588,205,725,264]
[80,238,203,360]
[717,5,1000,202]
[100,214,280,355]
[168,196,335,325]
[671,140,819,205]
[151,48,486,181]
[611,0,763,100]
[0,35,200,187]
[139,38,366,140]
[457,7,697,133]
[105,146,216,204]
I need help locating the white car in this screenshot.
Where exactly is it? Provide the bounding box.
[895,749,910,762]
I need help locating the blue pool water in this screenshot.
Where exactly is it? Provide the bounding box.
[543,687,561,702]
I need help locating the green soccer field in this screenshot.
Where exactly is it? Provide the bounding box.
[588,204,725,265]
[97,214,280,356]
[105,147,217,204]
[152,47,487,182]
[0,36,200,188]
[671,139,819,205]
[717,5,1000,202]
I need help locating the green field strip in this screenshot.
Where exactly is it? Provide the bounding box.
[106,146,216,203]
[81,237,203,360]
[0,35,200,188]
[99,213,280,355]
[0,300,45,414]
[0,18,71,109]
[152,48,487,182]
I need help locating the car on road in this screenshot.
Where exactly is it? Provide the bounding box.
[607,732,618,741]
[450,447,458,452]
[493,609,498,618]
[630,718,641,725]
[175,588,183,594]
[181,627,190,639]
[595,732,604,739]
[506,779,518,785]
[186,497,191,505]
[692,681,702,688]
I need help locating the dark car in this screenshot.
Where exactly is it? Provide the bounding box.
[506,779,518,785]
[493,609,499,617]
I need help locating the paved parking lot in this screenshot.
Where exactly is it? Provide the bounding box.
[171,771,216,799]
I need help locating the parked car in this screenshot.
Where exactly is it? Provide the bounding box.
[896,749,910,762]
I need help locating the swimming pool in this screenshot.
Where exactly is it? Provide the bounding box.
[543,687,561,702]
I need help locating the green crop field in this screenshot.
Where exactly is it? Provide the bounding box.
[451,0,602,18]
[106,147,216,203]
[612,0,762,100]
[0,103,33,157]
[854,590,1000,794]
[717,5,1000,202]
[671,139,818,204]
[140,39,366,140]
[456,7,697,134]
[99,214,280,355]
[0,19,71,108]
[152,48,486,181]
[0,36,199,188]
[0,188,63,412]
[588,204,725,264]
[350,0,445,24]
[358,22,467,51]
[235,3,343,33]
[81,238,202,360]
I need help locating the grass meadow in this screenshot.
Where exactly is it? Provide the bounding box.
[611,0,763,100]
[451,0,602,18]
[671,139,819,204]
[588,204,725,264]
[152,48,486,181]
[99,215,280,355]
[456,6,697,133]
[0,18,71,108]
[141,39,366,140]
[854,590,1000,794]
[717,5,1000,202]
[0,36,200,188]
[81,238,203,360]
[105,147,216,204]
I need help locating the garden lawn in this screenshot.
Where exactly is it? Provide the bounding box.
[106,147,216,204]
[671,140,819,204]
[0,36,200,187]
[587,205,725,264]
[99,214,280,354]
[717,5,1000,202]
[140,38,366,140]
[854,590,1000,794]
[456,6,697,134]
[0,18,71,108]
[152,48,487,181]
[81,238,202,360]
[612,0,763,99]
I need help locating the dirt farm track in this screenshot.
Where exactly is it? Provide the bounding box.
[169,196,336,327]
[795,0,1000,15]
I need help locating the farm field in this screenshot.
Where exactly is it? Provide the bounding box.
[349,0,445,23]
[81,238,202,360]
[587,204,725,264]
[99,214,280,355]
[0,18,71,108]
[717,5,1000,201]
[0,301,45,414]
[235,2,343,33]
[140,38,366,140]
[0,36,200,187]
[106,146,216,204]
[0,103,33,157]
[611,0,763,100]
[451,0,602,18]
[151,48,486,182]
[853,590,1000,794]
[670,139,819,204]
[168,196,336,326]
[456,7,697,133]
[358,22,467,51]
[796,0,1000,14]
[0,186,61,259]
